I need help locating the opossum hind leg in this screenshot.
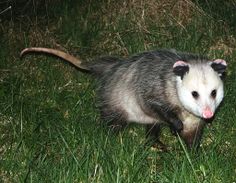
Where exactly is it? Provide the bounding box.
[100,107,128,133]
[146,124,167,151]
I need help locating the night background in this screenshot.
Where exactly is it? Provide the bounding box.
[0,0,235,182]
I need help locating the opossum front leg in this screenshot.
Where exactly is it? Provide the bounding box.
[180,125,205,149]
[179,113,205,149]
[147,101,183,132]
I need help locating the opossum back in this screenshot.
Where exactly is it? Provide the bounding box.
[85,56,125,75]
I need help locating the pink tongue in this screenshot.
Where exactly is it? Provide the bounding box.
[202,108,213,119]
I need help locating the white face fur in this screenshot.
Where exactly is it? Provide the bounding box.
[174,60,226,119]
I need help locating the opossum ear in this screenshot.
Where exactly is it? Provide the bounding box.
[210,59,227,76]
[173,61,189,79]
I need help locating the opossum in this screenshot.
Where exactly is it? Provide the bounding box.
[20,47,227,148]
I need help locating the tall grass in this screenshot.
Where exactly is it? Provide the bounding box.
[0,0,236,182]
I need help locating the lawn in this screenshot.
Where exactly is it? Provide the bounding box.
[0,0,235,182]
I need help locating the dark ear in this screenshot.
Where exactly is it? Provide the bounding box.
[173,61,189,79]
[210,59,227,76]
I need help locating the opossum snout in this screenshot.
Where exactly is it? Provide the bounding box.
[202,106,214,119]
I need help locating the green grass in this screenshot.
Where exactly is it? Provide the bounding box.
[0,1,236,182]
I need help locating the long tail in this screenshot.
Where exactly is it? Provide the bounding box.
[20,47,89,71]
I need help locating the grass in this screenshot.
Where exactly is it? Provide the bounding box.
[0,0,236,182]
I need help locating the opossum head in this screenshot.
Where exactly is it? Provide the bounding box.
[173,59,227,119]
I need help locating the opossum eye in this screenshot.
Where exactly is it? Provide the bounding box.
[191,91,199,99]
[211,89,217,99]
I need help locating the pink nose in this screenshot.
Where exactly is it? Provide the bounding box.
[202,107,214,119]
